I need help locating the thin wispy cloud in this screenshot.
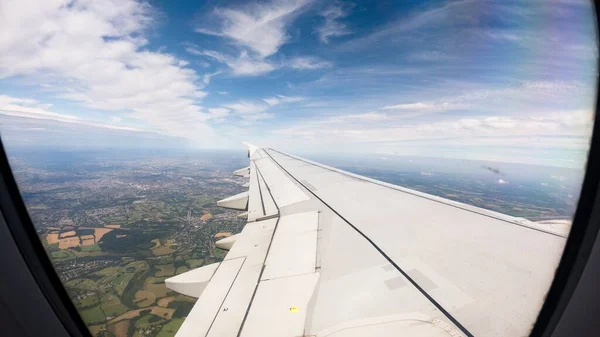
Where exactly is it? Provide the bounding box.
[0,95,142,132]
[193,0,321,77]
[328,112,389,123]
[187,46,330,75]
[223,101,268,114]
[196,0,312,58]
[316,2,352,44]
[208,107,231,120]
[408,50,453,61]
[263,95,304,106]
[222,101,274,121]
[339,0,475,51]
[287,56,332,70]
[193,49,277,76]
[271,109,592,150]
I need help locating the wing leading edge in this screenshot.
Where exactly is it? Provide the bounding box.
[166,143,567,337]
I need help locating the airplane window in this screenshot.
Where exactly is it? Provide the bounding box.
[0,1,597,337]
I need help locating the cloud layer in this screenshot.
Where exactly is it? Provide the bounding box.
[0,0,215,145]
[0,0,596,167]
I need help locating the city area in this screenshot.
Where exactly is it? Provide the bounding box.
[8,149,248,337]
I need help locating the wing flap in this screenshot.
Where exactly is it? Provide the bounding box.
[262,211,319,280]
[240,273,320,337]
[173,257,245,337]
[205,217,277,336]
[172,218,277,337]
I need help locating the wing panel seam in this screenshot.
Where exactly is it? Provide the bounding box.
[254,162,267,216]
[236,216,281,337]
[263,148,475,337]
[256,163,279,210]
[205,256,247,337]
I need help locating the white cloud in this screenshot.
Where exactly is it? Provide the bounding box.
[208,107,230,119]
[190,49,276,76]
[0,95,79,120]
[0,0,216,146]
[262,95,304,106]
[317,3,352,44]
[223,101,268,114]
[196,0,311,58]
[188,46,330,75]
[383,102,433,110]
[485,31,521,42]
[219,52,277,76]
[288,56,332,70]
[497,179,509,185]
[340,0,474,50]
[382,102,466,112]
[521,80,584,92]
[328,112,388,123]
[270,109,593,149]
[408,50,452,61]
[381,81,587,116]
[241,112,275,121]
[190,0,331,77]
[0,95,141,132]
[221,100,280,121]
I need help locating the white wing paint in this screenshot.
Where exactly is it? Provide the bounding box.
[165,143,567,337]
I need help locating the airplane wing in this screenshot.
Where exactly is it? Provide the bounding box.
[165,143,567,337]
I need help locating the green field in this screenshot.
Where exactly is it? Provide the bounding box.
[155,264,175,277]
[77,295,100,309]
[66,278,98,291]
[80,305,106,325]
[95,266,121,277]
[50,249,76,261]
[145,276,168,284]
[113,273,135,296]
[212,248,227,259]
[102,216,127,223]
[191,195,215,208]
[101,294,128,317]
[135,314,166,328]
[81,244,102,252]
[124,261,149,273]
[156,318,185,337]
[185,259,203,268]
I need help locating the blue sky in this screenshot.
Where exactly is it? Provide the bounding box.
[0,0,597,168]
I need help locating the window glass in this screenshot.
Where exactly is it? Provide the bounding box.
[0,1,596,337]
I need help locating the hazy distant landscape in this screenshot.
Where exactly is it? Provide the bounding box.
[310,153,584,220]
[6,148,584,337]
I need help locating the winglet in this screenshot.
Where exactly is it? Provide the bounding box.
[242,142,259,158]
